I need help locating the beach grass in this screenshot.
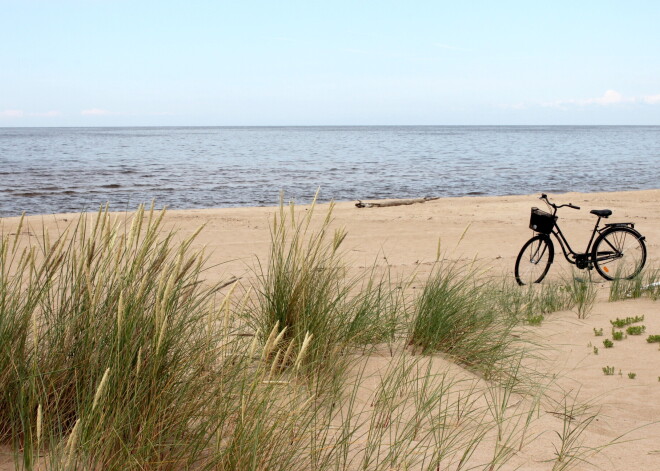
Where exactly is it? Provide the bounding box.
[564,272,598,319]
[609,265,660,301]
[1,204,239,469]
[407,262,527,380]
[0,202,612,470]
[491,279,574,323]
[246,194,404,381]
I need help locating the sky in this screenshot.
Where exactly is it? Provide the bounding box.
[1,0,659,126]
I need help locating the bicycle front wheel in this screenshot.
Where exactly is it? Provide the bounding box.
[515,235,554,286]
[592,227,646,280]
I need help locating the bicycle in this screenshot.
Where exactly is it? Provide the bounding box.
[514,194,647,286]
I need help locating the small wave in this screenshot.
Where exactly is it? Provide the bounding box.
[1,126,658,218]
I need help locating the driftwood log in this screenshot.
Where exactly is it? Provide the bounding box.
[355,197,439,208]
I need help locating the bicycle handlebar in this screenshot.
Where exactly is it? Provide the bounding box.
[539,194,580,210]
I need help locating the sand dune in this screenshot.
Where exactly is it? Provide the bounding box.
[2,190,658,470]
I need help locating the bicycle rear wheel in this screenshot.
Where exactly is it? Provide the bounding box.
[592,227,646,280]
[515,235,554,286]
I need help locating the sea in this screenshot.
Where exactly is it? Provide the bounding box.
[1,126,659,217]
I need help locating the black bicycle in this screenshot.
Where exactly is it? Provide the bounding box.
[515,194,647,285]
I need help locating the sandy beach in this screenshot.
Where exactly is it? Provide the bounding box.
[164,189,660,288]
[5,0,659,468]
[2,189,659,470]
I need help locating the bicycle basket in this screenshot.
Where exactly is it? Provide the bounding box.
[529,207,557,234]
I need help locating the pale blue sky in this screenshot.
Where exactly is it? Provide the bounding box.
[1,0,659,126]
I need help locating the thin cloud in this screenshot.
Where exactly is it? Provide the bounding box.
[0,109,61,118]
[31,111,61,117]
[81,108,119,116]
[0,109,25,118]
[499,103,528,110]
[643,94,660,105]
[498,90,660,112]
[584,89,627,105]
[578,90,633,105]
[541,90,639,108]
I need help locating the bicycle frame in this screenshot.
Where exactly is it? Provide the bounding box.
[546,205,637,268]
[516,193,647,285]
[549,219,602,267]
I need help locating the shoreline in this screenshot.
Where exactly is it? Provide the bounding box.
[3,187,660,220]
[3,189,658,285]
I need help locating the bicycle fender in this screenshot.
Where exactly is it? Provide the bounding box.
[603,224,644,241]
[604,222,635,229]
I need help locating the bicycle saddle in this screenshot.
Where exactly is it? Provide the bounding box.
[590,209,612,218]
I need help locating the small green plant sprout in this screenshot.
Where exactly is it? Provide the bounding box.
[646,335,660,344]
[603,339,614,348]
[593,328,604,337]
[602,366,615,376]
[593,346,599,355]
[626,325,646,336]
[628,372,637,379]
[610,315,644,328]
[612,330,625,341]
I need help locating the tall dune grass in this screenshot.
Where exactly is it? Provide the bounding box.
[0,204,363,470]
[1,205,233,469]
[0,202,610,470]
[408,262,523,379]
[247,195,403,379]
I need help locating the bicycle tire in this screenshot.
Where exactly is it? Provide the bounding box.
[515,235,554,286]
[592,227,646,281]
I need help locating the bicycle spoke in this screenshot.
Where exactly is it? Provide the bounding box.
[518,195,646,284]
[529,241,541,263]
[516,236,552,285]
[594,228,645,279]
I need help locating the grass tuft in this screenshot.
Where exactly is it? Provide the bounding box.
[408,262,523,379]
[1,203,238,468]
[565,273,597,319]
[609,266,660,301]
[248,193,403,379]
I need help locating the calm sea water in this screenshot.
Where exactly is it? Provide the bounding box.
[1,126,659,217]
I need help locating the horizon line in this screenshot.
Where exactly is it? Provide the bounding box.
[2,123,660,129]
